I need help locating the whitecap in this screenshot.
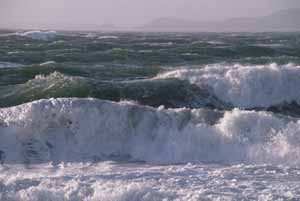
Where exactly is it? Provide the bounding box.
[98,35,119,40]
[18,30,57,41]
[157,63,300,108]
[1,98,300,165]
[39,61,56,66]
[207,41,225,45]
[0,62,24,68]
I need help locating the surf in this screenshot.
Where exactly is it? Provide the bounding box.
[0,98,299,165]
[157,63,300,108]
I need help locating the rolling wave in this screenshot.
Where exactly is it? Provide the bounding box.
[17,30,58,41]
[0,98,300,165]
[0,72,225,109]
[157,63,300,108]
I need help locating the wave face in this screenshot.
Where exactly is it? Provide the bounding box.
[2,63,300,116]
[0,71,226,109]
[158,63,300,108]
[1,98,300,165]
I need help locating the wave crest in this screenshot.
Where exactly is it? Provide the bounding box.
[157,63,300,108]
[17,30,57,41]
[1,98,300,165]
[0,72,226,109]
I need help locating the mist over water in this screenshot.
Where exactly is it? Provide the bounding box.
[0,0,299,30]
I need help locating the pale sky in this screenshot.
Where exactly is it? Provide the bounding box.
[0,0,299,30]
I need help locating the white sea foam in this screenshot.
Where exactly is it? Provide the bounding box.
[85,33,98,38]
[157,63,300,108]
[1,98,300,200]
[1,162,299,201]
[39,61,56,66]
[7,51,22,55]
[207,40,225,45]
[138,50,153,53]
[144,42,174,47]
[0,62,23,68]
[18,31,57,41]
[0,98,300,165]
[98,35,119,40]
[254,43,284,48]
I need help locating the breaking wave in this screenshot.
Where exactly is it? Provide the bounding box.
[0,72,225,109]
[17,30,58,41]
[98,35,119,40]
[157,63,300,108]
[1,98,300,165]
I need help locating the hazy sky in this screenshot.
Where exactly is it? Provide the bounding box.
[0,0,299,30]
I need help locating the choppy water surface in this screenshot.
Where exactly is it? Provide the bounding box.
[1,30,300,200]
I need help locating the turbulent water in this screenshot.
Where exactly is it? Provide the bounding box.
[1,30,300,200]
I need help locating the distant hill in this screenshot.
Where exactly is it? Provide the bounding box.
[140,8,300,32]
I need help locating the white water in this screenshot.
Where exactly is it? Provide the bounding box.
[1,162,300,201]
[1,98,300,200]
[157,63,300,108]
[17,31,57,41]
[39,61,56,66]
[0,98,300,165]
[0,62,23,68]
[98,36,119,40]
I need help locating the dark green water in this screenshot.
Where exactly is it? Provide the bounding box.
[1,31,300,113]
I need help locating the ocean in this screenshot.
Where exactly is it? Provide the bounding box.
[0,30,300,200]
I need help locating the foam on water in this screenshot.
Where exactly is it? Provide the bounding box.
[0,98,300,165]
[17,31,57,41]
[157,63,300,108]
[39,61,56,66]
[1,162,300,201]
[98,36,119,40]
[0,62,23,68]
